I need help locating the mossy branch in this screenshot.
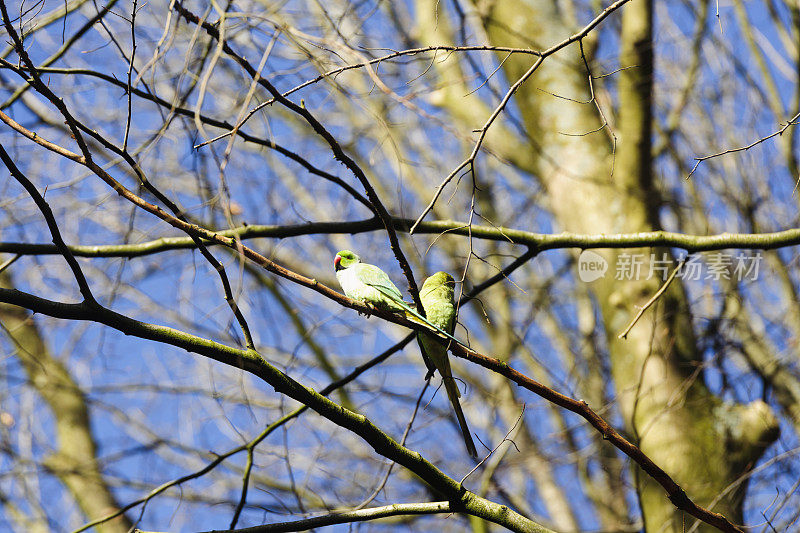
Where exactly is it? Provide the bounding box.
[1,217,798,259]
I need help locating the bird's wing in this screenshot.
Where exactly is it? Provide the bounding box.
[355,263,404,301]
[400,299,462,346]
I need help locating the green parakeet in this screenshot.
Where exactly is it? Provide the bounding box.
[334,250,407,313]
[418,271,477,458]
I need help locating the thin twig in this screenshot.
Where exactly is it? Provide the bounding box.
[460,404,525,484]
[687,110,800,179]
[617,257,687,339]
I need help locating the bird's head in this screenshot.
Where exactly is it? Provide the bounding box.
[334,250,361,271]
[421,271,455,296]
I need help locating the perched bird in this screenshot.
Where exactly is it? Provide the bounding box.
[334,250,407,313]
[418,271,477,458]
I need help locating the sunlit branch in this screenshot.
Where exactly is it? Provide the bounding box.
[2,218,798,259]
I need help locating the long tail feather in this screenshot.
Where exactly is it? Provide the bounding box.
[440,358,478,458]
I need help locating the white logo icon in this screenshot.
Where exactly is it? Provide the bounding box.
[578,250,608,282]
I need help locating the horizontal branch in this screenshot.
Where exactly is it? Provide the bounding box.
[2,217,798,258]
[201,501,455,533]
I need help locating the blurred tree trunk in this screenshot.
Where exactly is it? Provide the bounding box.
[0,271,131,533]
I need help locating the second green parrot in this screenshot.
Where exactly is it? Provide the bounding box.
[418,271,477,458]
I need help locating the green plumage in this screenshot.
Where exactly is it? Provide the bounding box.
[418,272,477,458]
[335,250,405,312]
